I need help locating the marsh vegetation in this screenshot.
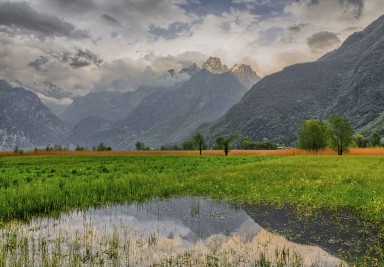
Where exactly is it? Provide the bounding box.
[0,154,383,265]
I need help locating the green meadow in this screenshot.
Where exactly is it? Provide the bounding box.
[0,154,383,265]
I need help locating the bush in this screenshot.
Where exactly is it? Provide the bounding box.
[241,139,277,150]
[75,145,87,151]
[95,143,112,151]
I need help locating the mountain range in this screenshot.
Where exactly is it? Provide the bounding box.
[65,69,248,149]
[55,57,258,149]
[200,14,384,145]
[1,15,384,151]
[8,80,75,116]
[0,57,254,150]
[117,70,247,148]
[61,85,169,124]
[0,80,68,151]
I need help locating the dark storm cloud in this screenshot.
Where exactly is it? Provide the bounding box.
[27,56,49,71]
[61,48,103,68]
[182,0,286,18]
[295,0,364,18]
[149,22,191,40]
[288,25,302,33]
[0,1,90,39]
[297,0,320,5]
[179,0,231,16]
[101,14,122,27]
[232,0,287,18]
[288,23,310,33]
[307,31,340,51]
[340,0,364,18]
[42,0,96,13]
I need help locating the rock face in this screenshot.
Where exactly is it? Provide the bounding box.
[8,80,74,116]
[201,57,260,88]
[10,80,73,99]
[230,64,261,88]
[0,80,68,151]
[200,15,384,145]
[202,57,229,74]
[68,116,126,148]
[117,70,248,149]
[61,86,164,124]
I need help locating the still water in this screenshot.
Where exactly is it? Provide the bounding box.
[2,197,348,266]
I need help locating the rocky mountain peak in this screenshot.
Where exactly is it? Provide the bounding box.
[179,63,200,76]
[202,57,229,74]
[9,79,73,99]
[230,64,252,74]
[168,69,176,77]
[230,64,261,88]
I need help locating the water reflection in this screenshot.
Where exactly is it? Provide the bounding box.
[1,197,347,266]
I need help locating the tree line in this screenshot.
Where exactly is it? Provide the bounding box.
[14,114,380,156]
[137,132,278,156]
[13,143,113,154]
[297,114,383,155]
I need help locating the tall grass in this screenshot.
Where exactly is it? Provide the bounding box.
[0,154,383,224]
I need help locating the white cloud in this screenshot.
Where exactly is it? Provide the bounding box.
[1,0,384,94]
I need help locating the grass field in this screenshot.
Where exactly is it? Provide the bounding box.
[0,153,383,265]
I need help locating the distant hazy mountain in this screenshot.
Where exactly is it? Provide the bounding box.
[179,63,200,76]
[0,80,68,151]
[61,86,164,124]
[61,91,123,123]
[10,80,73,99]
[69,116,126,147]
[117,70,247,149]
[8,80,74,116]
[200,15,384,145]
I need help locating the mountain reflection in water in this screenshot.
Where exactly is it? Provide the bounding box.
[2,197,347,266]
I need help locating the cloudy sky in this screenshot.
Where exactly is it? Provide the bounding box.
[0,0,383,94]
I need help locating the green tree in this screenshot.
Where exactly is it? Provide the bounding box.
[241,138,277,150]
[75,144,87,151]
[353,133,367,148]
[370,132,381,147]
[96,143,112,151]
[328,114,353,156]
[53,144,63,151]
[135,141,146,151]
[193,133,205,155]
[172,144,181,150]
[296,120,328,153]
[182,140,195,150]
[216,133,238,156]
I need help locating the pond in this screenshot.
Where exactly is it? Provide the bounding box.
[0,197,357,266]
